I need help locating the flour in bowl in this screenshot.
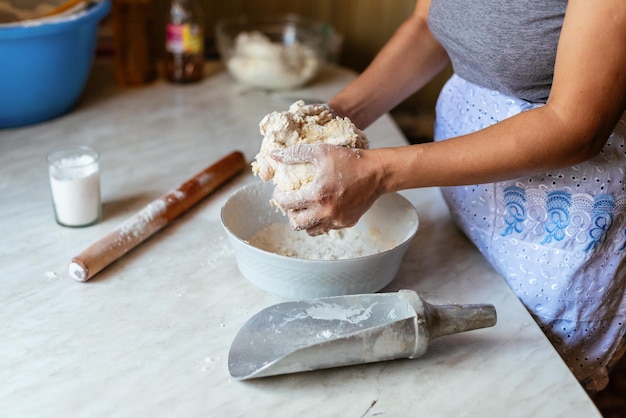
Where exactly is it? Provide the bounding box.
[248,222,394,260]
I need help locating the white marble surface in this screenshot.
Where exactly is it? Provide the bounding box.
[0,60,600,417]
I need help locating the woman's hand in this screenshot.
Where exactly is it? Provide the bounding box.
[270,143,384,236]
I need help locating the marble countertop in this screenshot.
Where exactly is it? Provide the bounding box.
[0,60,600,417]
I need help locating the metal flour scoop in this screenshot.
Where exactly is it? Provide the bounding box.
[228,289,497,380]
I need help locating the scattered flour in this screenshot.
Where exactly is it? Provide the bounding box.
[248,222,393,260]
[117,199,168,240]
[305,302,376,324]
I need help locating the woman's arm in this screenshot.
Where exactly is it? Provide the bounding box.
[380,0,626,192]
[328,0,450,129]
[274,0,626,234]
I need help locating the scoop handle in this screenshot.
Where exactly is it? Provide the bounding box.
[425,303,497,340]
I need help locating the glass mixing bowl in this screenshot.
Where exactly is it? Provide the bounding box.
[215,14,339,90]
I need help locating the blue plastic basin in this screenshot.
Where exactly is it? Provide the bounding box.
[0,0,111,129]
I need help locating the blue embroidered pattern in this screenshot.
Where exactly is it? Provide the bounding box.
[542,191,571,244]
[500,189,621,252]
[585,194,616,252]
[502,186,526,236]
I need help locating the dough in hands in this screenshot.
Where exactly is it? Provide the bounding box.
[252,100,369,192]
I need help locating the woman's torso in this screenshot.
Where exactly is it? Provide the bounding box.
[428,0,568,103]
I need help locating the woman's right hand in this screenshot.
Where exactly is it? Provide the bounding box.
[270,143,385,236]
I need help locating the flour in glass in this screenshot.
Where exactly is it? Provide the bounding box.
[47,146,101,227]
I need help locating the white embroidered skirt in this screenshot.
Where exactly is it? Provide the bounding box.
[434,73,626,392]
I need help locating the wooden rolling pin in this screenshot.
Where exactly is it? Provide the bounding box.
[68,151,246,282]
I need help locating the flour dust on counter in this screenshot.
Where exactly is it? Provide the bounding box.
[204,230,234,270]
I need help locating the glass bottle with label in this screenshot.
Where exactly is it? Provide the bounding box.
[164,0,204,83]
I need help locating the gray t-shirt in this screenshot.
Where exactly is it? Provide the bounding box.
[428,0,567,103]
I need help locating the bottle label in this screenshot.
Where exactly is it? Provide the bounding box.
[166,23,203,54]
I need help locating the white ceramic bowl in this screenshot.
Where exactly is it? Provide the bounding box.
[221,181,419,300]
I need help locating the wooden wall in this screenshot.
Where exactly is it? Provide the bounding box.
[152,0,451,114]
[202,0,415,72]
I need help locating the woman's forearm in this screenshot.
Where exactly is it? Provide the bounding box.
[377,0,626,193]
[375,106,581,192]
[328,0,449,129]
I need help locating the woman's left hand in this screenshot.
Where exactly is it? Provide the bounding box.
[270,143,384,236]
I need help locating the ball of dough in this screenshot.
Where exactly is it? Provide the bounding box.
[252,100,369,192]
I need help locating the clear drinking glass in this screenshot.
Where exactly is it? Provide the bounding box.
[47,146,101,227]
